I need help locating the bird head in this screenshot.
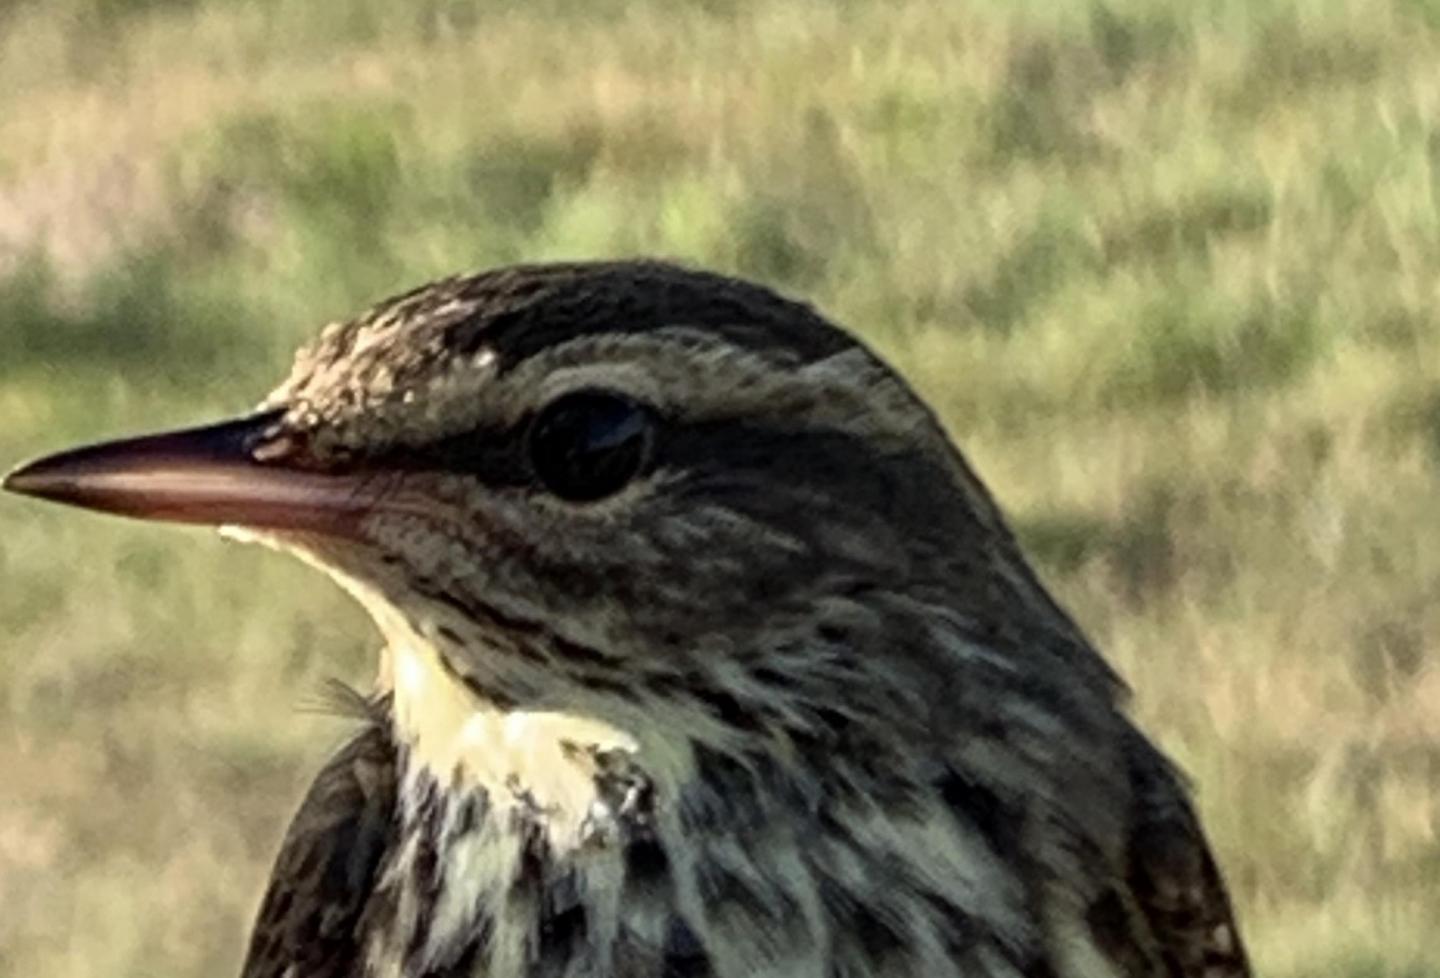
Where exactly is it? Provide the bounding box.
[5,262,1111,787]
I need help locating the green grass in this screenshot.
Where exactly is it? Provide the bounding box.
[2,0,1440,974]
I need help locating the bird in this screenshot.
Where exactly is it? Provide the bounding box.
[4,260,1250,978]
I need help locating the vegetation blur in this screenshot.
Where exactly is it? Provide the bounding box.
[2,0,1438,974]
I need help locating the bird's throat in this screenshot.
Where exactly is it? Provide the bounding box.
[387,638,637,831]
[244,527,639,842]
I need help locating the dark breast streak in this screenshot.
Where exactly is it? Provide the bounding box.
[363,747,713,978]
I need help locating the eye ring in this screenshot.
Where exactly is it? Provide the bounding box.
[526,389,656,502]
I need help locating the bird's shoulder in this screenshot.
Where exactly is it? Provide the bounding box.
[1120,734,1251,978]
[1066,730,1252,978]
[240,692,398,978]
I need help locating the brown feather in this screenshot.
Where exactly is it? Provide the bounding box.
[1120,735,1252,978]
[240,699,397,978]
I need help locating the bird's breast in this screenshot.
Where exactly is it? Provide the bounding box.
[388,639,638,848]
[365,613,650,976]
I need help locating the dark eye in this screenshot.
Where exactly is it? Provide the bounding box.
[527,390,655,502]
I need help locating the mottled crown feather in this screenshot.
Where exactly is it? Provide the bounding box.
[257,259,942,469]
[268,262,845,412]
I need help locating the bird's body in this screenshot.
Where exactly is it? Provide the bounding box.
[5,262,1249,978]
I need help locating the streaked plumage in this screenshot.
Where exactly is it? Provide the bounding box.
[5,261,1250,978]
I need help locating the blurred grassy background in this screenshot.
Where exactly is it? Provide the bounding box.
[1,0,1438,974]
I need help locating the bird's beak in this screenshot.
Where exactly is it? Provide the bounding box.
[2,412,377,538]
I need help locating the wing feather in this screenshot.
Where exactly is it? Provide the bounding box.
[240,699,398,978]
[1120,736,1251,978]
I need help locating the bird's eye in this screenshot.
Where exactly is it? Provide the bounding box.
[527,390,655,502]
